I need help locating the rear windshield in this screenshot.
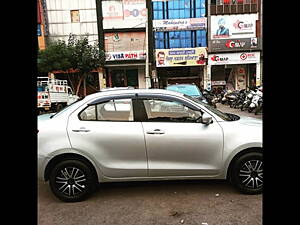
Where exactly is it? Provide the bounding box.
[167,85,202,97]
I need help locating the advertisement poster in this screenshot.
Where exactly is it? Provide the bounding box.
[153,18,207,31]
[209,38,260,52]
[104,32,146,52]
[208,52,260,65]
[156,48,207,67]
[106,51,146,61]
[102,0,146,29]
[211,14,258,40]
[236,67,247,90]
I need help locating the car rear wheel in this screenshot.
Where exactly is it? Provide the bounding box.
[49,160,96,202]
[230,152,263,195]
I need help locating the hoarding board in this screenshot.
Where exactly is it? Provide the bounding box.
[208,52,260,65]
[209,38,260,52]
[156,48,207,67]
[102,0,146,29]
[106,51,146,61]
[153,18,207,31]
[211,14,258,40]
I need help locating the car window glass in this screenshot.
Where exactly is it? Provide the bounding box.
[143,99,201,122]
[79,105,96,120]
[97,99,133,121]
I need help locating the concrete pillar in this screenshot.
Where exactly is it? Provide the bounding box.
[256,62,261,86]
[98,68,106,90]
[203,65,212,91]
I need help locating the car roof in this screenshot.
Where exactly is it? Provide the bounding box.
[83,88,185,101]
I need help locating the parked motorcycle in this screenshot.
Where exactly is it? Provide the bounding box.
[203,89,218,108]
[232,89,247,109]
[254,97,263,115]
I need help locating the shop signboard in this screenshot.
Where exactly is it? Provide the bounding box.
[212,81,226,86]
[102,0,146,29]
[208,52,260,65]
[211,14,258,40]
[104,32,146,53]
[156,47,207,67]
[153,18,207,32]
[209,38,260,52]
[106,51,146,61]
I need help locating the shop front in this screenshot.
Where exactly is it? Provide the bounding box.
[207,52,261,92]
[155,47,207,89]
[104,63,146,89]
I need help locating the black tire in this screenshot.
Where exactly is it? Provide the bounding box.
[56,103,64,112]
[49,159,97,202]
[230,152,263,195]
[248,107,254,113]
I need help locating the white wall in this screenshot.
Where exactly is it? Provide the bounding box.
[45,0,98,45]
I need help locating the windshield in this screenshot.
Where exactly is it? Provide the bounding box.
[183,94,232,121]
[167,85,202,97]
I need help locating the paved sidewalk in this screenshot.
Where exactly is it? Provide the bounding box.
[216,103,263,120]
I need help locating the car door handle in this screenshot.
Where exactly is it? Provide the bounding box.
[146,129,165,135]
[72,128,90,132]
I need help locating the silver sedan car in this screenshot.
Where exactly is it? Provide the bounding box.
[38,88,263,202]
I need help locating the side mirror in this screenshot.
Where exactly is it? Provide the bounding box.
[201,113,213,125]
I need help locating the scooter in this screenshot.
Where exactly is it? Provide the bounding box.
[248,89,263,113]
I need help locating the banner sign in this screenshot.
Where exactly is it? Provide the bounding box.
[209,38,260,52]
[208,52,260,65]
[106,51,146,61]
[211,14,258,40]
[102,0,146,29]
[156,47,207,67]
[153,18,207,31]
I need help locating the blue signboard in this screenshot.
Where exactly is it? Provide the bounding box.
[37,24,42,36]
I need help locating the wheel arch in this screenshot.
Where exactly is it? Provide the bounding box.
[226,147,263,181]
[44,153,99,182]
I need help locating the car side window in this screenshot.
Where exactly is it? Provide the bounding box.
[79,98,134,122]
[142,99,202,122]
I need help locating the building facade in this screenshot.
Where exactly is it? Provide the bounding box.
[151,0,208,89]
[43,0,98,44]
[40,0,263,92]
[96,0,148,89]
[206,0,262,92]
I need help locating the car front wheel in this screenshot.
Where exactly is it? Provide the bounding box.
[49,159,96,202]
[231,152,263,194]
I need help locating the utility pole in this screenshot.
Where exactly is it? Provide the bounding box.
[145,7,151,89]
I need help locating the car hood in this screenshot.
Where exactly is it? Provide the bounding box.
[236,116,262,127]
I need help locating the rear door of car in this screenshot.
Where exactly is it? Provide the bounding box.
[67,94,148,178]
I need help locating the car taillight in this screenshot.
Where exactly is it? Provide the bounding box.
[38,96,42,99]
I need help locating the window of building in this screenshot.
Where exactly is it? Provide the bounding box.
[153,0,207,49]
[71,10,80,23]
[155,30,206,49]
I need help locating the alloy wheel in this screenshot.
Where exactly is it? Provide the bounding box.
[54,167,87,197]
[239,160,263,190]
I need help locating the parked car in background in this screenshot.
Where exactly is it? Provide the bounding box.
[166,84,208,104]
[38,88,263,202]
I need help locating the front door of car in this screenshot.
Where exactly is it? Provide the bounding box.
[67,97,148,178]
[139,97,224,177]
